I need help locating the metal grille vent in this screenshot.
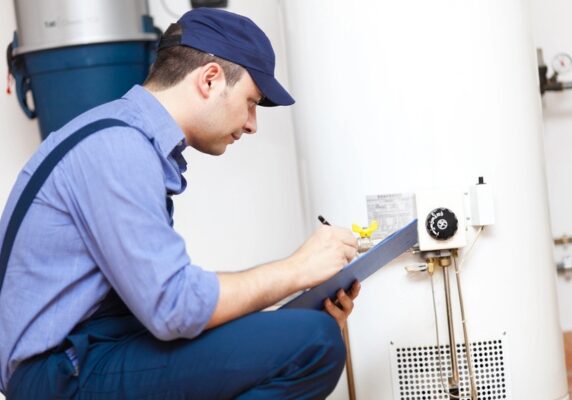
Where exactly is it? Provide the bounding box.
[391,339,510,400]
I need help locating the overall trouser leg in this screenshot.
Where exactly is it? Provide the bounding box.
[7,305,345,399]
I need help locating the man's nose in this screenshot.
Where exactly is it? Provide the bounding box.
[243,108,257,134]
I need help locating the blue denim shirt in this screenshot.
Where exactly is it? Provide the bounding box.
[0,85,220,392]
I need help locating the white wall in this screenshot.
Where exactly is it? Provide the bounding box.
[528,0,572,331]
[0,0,41,207]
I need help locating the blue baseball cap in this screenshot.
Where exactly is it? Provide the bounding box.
[159,8,294,107]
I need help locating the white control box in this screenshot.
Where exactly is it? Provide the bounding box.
[415,189,467,251]
[469,182,495,226]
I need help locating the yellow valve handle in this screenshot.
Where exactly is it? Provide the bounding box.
[351,220,379,238]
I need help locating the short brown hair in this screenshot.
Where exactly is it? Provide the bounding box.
[144,23,245,90]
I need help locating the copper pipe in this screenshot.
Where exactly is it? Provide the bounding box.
[555,235,572,246]
[453,256,478,399]
[342,323,357,400]
[442,260,460,388]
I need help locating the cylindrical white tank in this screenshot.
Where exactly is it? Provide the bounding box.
[281,1,567,399]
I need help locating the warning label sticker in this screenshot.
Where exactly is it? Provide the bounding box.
[366,193,416,241]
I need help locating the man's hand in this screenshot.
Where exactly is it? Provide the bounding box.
[207,225,358,330]
[289,225,358,289]
[324,281,361,329]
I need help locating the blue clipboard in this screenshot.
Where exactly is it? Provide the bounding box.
[280,219,418,310]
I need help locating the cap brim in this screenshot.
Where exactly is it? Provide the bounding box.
[246,68,295,107]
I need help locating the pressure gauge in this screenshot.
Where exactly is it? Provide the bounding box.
[552,53,572,74]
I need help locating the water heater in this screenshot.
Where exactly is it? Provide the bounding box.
[7,0,159,139]
[281,1,568,399]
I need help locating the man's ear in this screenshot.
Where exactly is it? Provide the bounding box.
[197,62,225,99]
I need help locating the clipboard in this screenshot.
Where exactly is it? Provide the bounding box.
[280,219,418,310]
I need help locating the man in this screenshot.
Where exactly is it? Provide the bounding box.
[0,8,359,399]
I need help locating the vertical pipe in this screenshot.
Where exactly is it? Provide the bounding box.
[342,324,357,400]
[442,263,460,389]
[453,255,478,399]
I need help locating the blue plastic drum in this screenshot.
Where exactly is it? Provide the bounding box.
[10,41,155,140]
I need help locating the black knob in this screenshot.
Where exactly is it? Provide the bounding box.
[425,208,458,240]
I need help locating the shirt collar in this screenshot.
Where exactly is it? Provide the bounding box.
[122,85,186,159]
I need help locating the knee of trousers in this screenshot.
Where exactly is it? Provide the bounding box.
[297,311,347,370]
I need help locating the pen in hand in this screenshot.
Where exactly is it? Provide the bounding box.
[318,214,344,307]
[318,214,359,264]
[317,216,360,317]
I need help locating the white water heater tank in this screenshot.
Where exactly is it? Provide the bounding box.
[281,1,568,399]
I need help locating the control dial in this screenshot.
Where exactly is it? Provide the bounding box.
[425,208,458,241]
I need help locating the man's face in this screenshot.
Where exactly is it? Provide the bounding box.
[189,71,262,156]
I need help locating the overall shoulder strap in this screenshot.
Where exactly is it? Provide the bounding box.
[0,118,130,292]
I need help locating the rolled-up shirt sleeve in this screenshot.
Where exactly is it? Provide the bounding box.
[56,126,219,340]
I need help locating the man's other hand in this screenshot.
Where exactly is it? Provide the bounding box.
[324,281,360,329]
